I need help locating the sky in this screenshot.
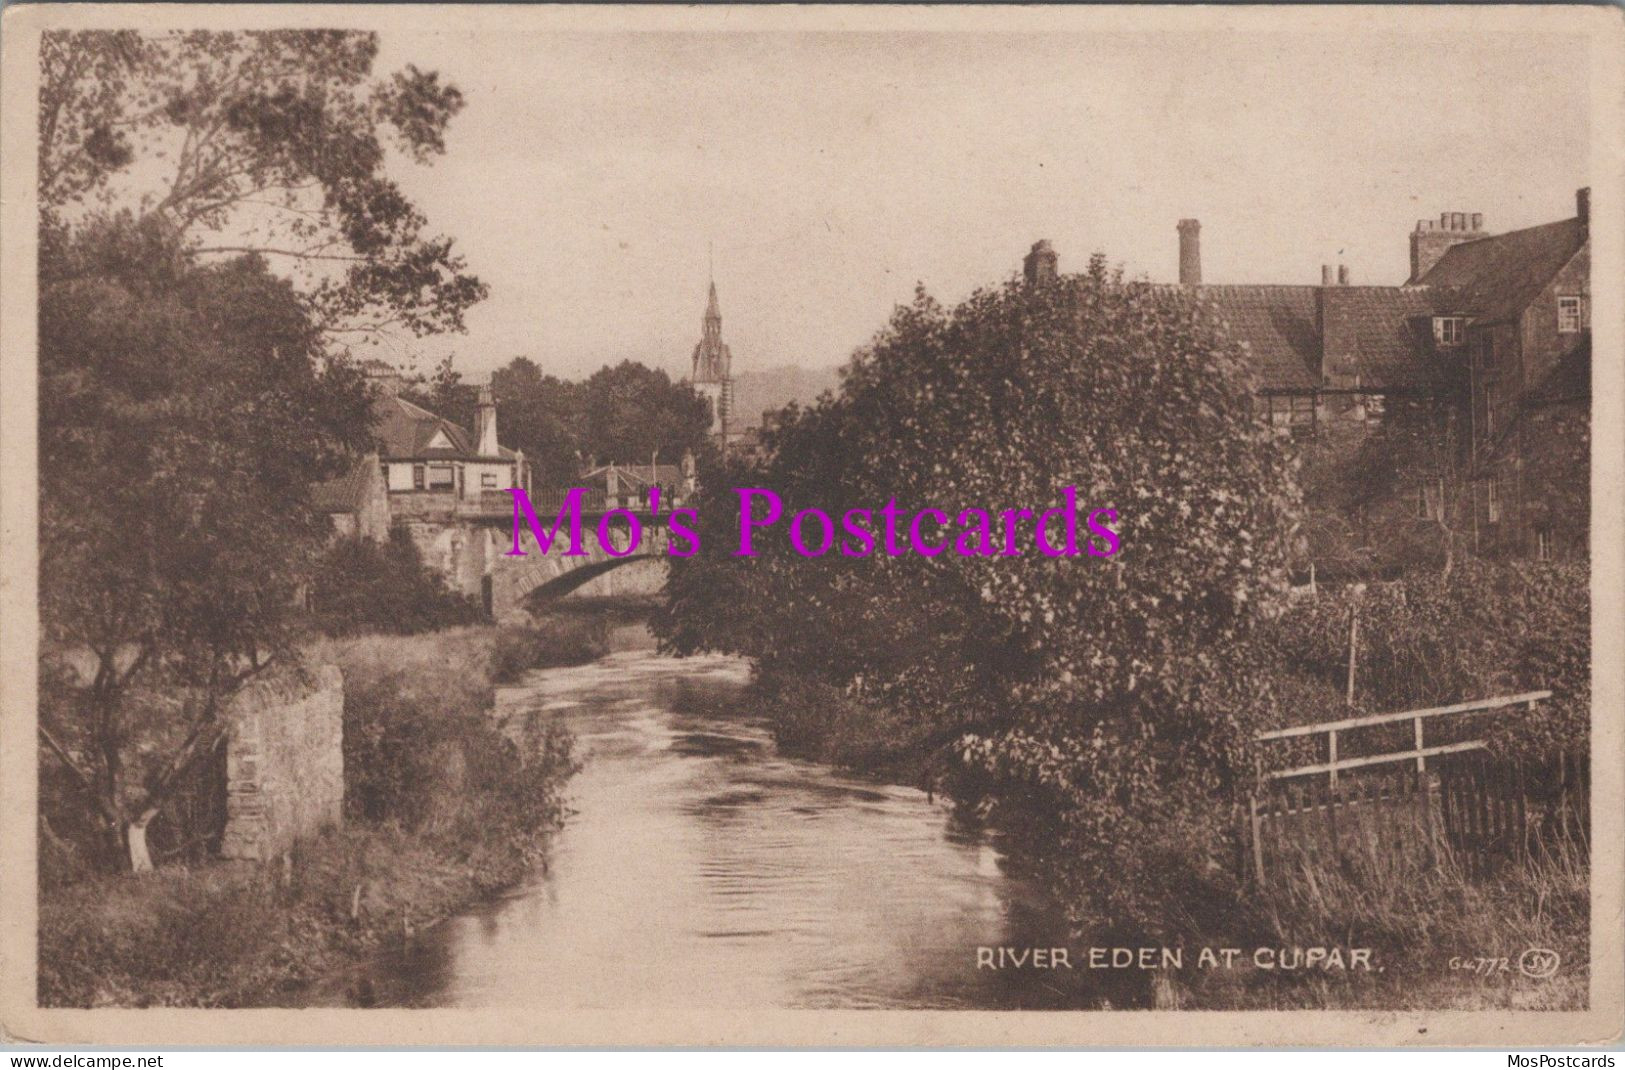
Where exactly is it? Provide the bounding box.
[364,29,1591,382]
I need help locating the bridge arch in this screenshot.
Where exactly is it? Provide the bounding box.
[488,522,668,621]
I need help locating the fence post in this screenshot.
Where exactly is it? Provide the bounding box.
[1322,775,1341,865]
[1249,794,1266,884]
[1414,716,1426,773]
[1328,729,1339,789]
[1345,604,1359,707]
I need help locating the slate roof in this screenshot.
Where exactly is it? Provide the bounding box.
[312,455,381,514]
[1318,285,1443,390]
[1138,283,1443,392]
[1184,285,1322,390]
[1419,218,1587,324]
[371,393,519,461]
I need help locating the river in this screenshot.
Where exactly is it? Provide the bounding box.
[315,626,1118,1010]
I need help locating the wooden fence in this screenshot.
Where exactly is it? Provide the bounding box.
[1247,691,1586,883]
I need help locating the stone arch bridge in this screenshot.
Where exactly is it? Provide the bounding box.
[395,491,673,623]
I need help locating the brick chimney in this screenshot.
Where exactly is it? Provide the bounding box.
[361,358,405,398]
[1177,219,1201,285]
[1023,240,1058,285]
[475,382,499,456]
[1408,210,1486,283]
[1577,186,1590,229]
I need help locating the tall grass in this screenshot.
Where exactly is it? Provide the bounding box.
[1181,820,1589,1010]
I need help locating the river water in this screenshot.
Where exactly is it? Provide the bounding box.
[316,628,1111,1010]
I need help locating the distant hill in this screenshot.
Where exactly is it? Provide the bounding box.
[729,364,843,429]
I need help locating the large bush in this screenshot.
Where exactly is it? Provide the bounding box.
[659,264,1300,936]
[310,528,485,636]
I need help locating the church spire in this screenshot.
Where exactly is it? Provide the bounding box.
[688,269,734,442]
[705,280,722,330]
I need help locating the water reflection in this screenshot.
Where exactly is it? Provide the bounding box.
[316,638,1116,1010]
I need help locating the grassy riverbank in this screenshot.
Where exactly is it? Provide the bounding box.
[754,672,1588,1011]
[741,561,1590,1012]
[38,616,603,1007]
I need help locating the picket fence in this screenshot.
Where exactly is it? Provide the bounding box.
[1247,691,1587,882]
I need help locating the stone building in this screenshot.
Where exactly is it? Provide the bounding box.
[1021,185,1591,564]
[365,372,531,510]
[365,369,533,602]
[1417,189,1591,559]
[310,363,538,609]
[311,451,390,542]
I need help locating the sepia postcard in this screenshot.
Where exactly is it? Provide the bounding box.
[1,2,1622,1049]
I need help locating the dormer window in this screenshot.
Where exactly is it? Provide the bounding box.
[1557,296,1584,334]
[1432,316,1465,346]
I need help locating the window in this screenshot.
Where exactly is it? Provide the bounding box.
[1486,478,1501,524]
[427,464,455,489]
[1474,334,1496,374]
[1558,296,1584,333]
[1365,393,1386,419]
[412,464,425,490]
[481,472,499,488]
[1432,316,1465,346]
[1537,529,1552,561]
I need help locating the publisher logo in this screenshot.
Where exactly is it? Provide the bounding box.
[1518,947,1561,979]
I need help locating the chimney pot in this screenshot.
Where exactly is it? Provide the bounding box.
[1411,208,1487,283]
[1177,219,1202,286]
[475,381,499,456]
[1337,264,1350,286]
[1322,265,1335,286]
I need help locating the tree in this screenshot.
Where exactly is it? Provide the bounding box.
[491,357,584,484]
[40,29,485,342]
[658,262,1301,934]
[38,217,374,871]
[399,352,479,429]
[576,360,715,468]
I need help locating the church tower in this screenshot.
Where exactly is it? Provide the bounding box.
[688,280,734,443]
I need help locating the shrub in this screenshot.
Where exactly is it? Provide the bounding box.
[1264,558,1589,758]
[754,672,946,784]
[490,615,609,683]
[310,528,484,637]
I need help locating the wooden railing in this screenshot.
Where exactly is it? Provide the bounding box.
[1246,690,1566,884]
[1257,690,1551,785]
